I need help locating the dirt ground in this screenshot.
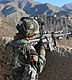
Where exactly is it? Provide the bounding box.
[57,37,72,48]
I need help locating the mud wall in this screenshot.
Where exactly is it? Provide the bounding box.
[39,46,72,80]
[0,37,72,80]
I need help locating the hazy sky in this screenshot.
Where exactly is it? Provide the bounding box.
[35,0,72,7]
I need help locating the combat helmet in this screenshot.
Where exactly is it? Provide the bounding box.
[16,17,40,37]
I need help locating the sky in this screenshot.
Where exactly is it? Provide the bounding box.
[35,0,72,7]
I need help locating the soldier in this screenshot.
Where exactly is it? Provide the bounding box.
[5,17,47,80]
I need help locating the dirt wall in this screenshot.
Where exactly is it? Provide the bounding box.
[39,46,72,80]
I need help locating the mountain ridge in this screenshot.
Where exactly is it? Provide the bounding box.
[62,3,72,11]
[0,0,72,37]
[0,0,72,17]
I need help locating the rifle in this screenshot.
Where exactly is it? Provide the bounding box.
[21,21,72,51]
[26,30,72,52]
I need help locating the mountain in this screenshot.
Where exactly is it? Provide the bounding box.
[62,3,72,11]
[0,0,72,37]
[0,0,71,17]
[0,1,28,26]
[0,0,12,4]
[24,3,65,16]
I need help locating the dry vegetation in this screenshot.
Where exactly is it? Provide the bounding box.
[0,16,17,37]
[57,37,72,48]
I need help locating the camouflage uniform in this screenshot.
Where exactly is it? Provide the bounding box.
[4,39,46,80]
[0,17,47,80]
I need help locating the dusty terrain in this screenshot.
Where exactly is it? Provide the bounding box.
[39,46,72,80]
[57,37,72,48]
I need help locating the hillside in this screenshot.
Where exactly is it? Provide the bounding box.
[0,0,72,38]
[0,16,16,37]
[62,3,72,11]
[0,0,71,17]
